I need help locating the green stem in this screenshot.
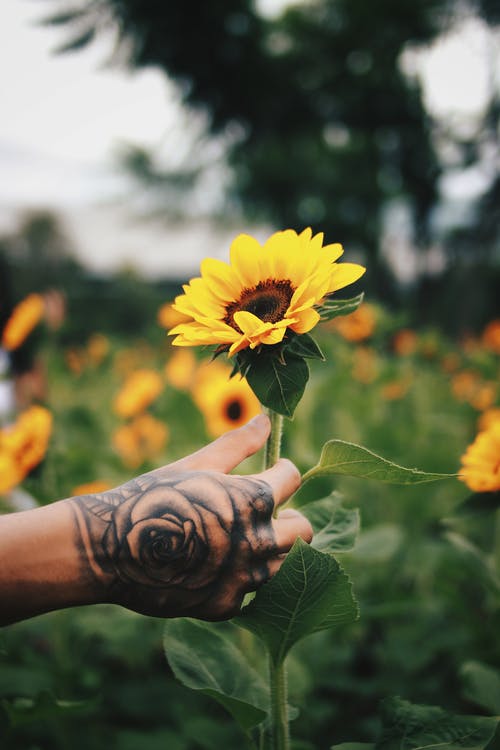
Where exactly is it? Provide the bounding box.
[263,409,289,750]
[264,409,284,472]
[269,659,289,750]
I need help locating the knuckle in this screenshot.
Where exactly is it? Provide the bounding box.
[279,458,302,490]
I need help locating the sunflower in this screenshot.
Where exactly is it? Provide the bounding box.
[168,228,365,356]
[0,405,52,493]
[112,414,169,468]
[330,303,376,342]
[113,369,164,419]
[164,349,197,391]
[2,294,45,351]
[192,364,261,437]
[459,422,500,492]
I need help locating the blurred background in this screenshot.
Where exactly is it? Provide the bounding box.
[1,1,500,749]
[1,0,499,335]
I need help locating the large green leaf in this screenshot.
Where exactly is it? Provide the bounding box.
[302,440,456,485]
[235,538,358,666]
[245,352,309,417]
[377,697,498,750]
[301,493,360,553]
[163,619,268,731]
[461,661,500,715]
[316,293,364,321]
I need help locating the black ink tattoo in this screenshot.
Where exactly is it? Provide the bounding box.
[69,471,276,619]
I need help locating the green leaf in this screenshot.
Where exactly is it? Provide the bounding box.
[163,619,268,731]
[245,352,309,417]
[461,661,500,715]
[285,333,325,361]
[352,525,403,563]
[316,293,364,321]
[235,538,358,666]
[377,696,498,750]
[302,440,456,485]
[331,744,375,750]
[301,493,360,553]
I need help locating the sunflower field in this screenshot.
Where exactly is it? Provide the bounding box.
[1,281,500,749]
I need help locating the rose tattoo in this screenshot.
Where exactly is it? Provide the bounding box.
[70,470,277,619]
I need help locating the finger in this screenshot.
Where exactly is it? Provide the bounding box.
[255,459,301,507]
[169,413,270,473]
[272,509,313,552]
[240,556,286,594]
[266,554,286,578]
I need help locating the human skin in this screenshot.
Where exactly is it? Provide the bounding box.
[0,415,312,626]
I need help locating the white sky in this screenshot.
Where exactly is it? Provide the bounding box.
[0,1,498,275]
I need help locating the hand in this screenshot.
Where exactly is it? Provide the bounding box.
[70,415,312,620]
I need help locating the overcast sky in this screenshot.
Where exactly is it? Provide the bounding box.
[0,1,497,275]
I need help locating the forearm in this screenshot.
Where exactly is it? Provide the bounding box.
[0,500,106,626]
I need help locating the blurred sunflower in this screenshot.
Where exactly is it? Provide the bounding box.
[392,329,418,356]
[87,333,110,367]
[164,349,197,391]
[0,405,52,493]
[113,369,163,419]
[460,422,500,492]
[329,303,376,342]
[192,365,261,437]
[478,408,500,432]
[482,320,500,354]
[168,228,365,356]
[112,413,169,469]
[2,294,44,351]
[0,452,24,495]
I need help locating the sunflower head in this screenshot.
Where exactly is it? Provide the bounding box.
[169,228,364,356]
[167,227,365,416]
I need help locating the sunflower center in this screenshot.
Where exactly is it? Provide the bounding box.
[224,279,294,331]
[226,399,242,421]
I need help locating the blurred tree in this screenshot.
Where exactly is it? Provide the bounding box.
[40,0,499,317]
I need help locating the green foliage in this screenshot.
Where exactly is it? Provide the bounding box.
[376,697,498,750]
[302,439,457,485]
[236,539,359,666]
[2,690,93,729]
[461,662,500,715]
[243,350,310,417]
[163,619,268,731]
[331,697,499,750]
[2,308,500,748]
[302,493,360,553]
[316,294,365,323]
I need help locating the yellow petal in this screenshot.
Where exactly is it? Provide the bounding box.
[323,242,344,263]
[299,227,312,242]
[290,308,321,334]
[230,234,264,288]
[264,230,301,280]
[200,258,242,301]
[328,263,366,293]
[233,310,266,336]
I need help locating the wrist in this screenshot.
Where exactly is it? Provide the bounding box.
[0,499,107,625]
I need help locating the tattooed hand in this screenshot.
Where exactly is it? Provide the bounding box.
[69,415,312,620]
